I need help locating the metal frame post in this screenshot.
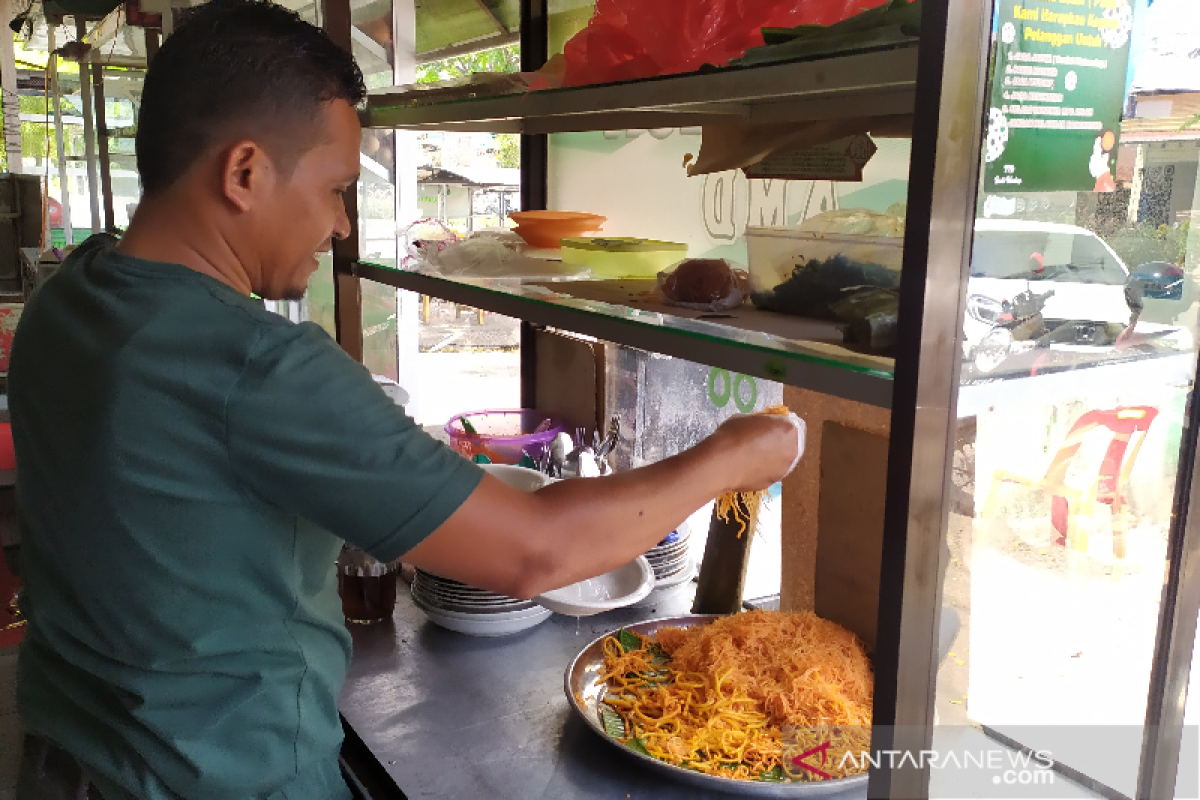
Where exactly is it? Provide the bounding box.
[92,60,115,232]
[519,0,549,408]
[868,0,994,796]
[76,17,102,235]
[322,0,363,361]
[47,26,73,246]
[1138,390,1200,796]
[0,0,20,173]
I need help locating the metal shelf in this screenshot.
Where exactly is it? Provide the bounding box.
[363,45,918,134]
[354,262,894,408]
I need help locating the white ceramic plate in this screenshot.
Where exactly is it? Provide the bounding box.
[534,556,655,617]
[411,588,552,636]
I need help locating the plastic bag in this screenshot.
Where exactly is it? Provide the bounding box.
[402,218,458,269]
[658,258,750,312]
[422,232,591,281]
[750,254,899,318]
[560,0,888,87]
[830,287,899,353]
[798,206,907,238]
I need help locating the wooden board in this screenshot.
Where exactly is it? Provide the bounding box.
[815,422,889,650]
[532,328,603,431]
[779,385,890,618]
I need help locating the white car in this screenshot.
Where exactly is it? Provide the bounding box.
[962,219,1192,375]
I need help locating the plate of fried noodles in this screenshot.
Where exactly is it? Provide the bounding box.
[564,611,874,796]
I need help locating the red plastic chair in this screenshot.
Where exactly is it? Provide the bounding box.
[0,422,15,471]
[981,406,1159,562]
[0,421,20,646]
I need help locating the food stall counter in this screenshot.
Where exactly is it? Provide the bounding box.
[339,587,868,800]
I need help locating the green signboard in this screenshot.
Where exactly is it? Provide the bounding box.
[984,0,1134,193]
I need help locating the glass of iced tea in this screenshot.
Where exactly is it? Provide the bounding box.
[336,545,399,624]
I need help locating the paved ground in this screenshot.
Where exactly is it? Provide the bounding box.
[417,299,519,353]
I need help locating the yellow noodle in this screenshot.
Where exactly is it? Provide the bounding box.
[598,610,873,781]
[715,404,792,538]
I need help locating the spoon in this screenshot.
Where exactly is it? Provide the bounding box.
[550,431,573,478]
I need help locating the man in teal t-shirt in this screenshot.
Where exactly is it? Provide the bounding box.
[11,2,800,798]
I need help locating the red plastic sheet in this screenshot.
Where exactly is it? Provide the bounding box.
[561,0,888,87]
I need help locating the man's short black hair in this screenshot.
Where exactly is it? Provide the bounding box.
[136,0,366,196]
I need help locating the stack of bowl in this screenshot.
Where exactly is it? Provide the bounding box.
[508,211,606,249]
[632,527,696,607]
[410,568,551,637]
[410,464,555,636]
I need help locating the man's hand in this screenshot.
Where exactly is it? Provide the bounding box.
[704,414,803,493]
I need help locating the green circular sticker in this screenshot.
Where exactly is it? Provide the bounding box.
[708,368,732,408]
[733,373,758,413]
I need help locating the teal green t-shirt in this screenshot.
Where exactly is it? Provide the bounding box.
[9,237,483,799]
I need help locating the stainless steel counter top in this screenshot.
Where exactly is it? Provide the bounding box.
[339,586,868,800]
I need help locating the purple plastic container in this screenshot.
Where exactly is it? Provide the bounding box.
[445,409,567,465]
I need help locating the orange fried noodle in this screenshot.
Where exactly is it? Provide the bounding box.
[599,610,873,781]
[715,404,792,538]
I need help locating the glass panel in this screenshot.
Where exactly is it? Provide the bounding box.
[604,343,783,602]
[20,21,103,239]
[103,70,142,229]
[353,0,399,268]
[305,253,336,339]
[397,289,519,427]
[933,0,1200,795]
[414,1,518,66]
[548,0,594,59]
[352,266,894,388]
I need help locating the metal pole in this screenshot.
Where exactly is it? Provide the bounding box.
[0,0,22,172]
[76,18,101,234]
[145,28,160,63]
[1137,394,1200,796]
[392,0,421,411]
[321,0,362,361]
[867,0,994,796]
[518,0,548,412]
[91,61,114,231]
[47,26,73,246]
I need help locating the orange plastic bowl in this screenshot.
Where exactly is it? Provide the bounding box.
[508,211,606,249]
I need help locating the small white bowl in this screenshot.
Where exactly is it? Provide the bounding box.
[534,556,655,617]
[482,463,553,492]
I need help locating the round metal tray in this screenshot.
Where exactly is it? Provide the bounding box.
[563,615,870,798]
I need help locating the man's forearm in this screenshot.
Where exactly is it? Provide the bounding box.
[517,436,731,596]
[403,414,799,600]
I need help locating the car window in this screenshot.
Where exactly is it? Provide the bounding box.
[971,230,1127,285]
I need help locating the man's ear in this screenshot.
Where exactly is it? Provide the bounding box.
[220,140,274,212]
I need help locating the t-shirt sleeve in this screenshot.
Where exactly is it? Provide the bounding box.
[225,321,483,562]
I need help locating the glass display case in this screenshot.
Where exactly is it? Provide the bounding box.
[325,0,1200,797]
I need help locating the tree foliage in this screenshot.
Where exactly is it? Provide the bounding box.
[416,44,519,85]
[494,133,519,168]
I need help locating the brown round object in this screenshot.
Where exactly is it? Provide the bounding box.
[661,258,739,305]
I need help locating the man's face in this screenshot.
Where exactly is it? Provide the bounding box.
[254,100,360,301]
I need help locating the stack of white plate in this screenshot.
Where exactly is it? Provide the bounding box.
[632,528,696,608]
[410,568,551,636]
